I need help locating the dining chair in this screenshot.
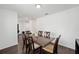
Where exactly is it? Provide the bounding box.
[75,39,79,54]
[44,31,50,39]
[25,36,41,54]
[38,31,43,37]
[42,35,61,54]
[25,31,32,37]
[22,31,26,51]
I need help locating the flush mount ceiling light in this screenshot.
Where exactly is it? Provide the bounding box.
[35,4,41,8]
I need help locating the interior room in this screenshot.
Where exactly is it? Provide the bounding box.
[0,4,79,54]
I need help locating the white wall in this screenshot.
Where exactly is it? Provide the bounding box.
[31,19,37,33]
[0,9,17,50]
[18,17,37,34]
[36,7,79,49]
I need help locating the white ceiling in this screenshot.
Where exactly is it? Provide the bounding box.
[0,4,79,18]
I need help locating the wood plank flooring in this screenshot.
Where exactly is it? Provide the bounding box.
[0,35,75,54]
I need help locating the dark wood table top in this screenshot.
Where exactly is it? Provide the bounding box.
[21,34,55,47]
[33,36,55,47]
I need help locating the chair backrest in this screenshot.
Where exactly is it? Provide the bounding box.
[26,37,34,54]
[38,31,43,37]
[44,31,50,39]
[25,31,32,37]
[22,31,26,40]
[75,39,79,54]
[53,35,61,54]
[26,31,32,34]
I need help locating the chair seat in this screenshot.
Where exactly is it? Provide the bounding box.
[42,44,54,53]
[34,43,40,49]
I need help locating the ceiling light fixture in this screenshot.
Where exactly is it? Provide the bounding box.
[36,4,41,8]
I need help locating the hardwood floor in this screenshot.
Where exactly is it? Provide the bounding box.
[0,45,18,54]
[0,35,75,54]
[0,45,75,54]
[58,45,75,54]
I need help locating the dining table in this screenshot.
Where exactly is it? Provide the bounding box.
[25,33,55,47]
[32,36,55,47]
[24,33,55,53]
[32,36,55,53]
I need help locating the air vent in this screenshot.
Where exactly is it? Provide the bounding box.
[45,13,48,15]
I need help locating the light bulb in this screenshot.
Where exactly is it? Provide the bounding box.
[36,4,40,8]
